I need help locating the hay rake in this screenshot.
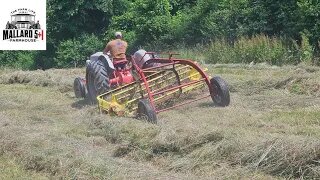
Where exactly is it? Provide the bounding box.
[94,51,230,123]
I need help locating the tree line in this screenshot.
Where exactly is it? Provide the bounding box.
[0,0,319,69]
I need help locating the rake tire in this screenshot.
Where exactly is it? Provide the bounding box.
[210,76,230,107]
[137,99,157,124]
[74,77,86,98]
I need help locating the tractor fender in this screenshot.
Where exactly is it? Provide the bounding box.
[99,54,115,71]
[89,52,115,75]
[133,49,152,69]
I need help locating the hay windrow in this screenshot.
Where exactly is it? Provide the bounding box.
[0,68,85,92]
[0,65,320,179]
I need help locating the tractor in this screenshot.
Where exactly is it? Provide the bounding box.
[74,50,230,123]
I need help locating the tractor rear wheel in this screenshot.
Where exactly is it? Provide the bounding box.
[86,60,110,104]
[210,76,230,107]
[137,99,157,124]
[73,77,86,98]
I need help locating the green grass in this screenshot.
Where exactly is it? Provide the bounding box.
[0,156,48,179]
[204,34,314,66]
[0,64,320,179]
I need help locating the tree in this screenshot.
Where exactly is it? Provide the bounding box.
[109,0,172,51]
[298,0,320,46]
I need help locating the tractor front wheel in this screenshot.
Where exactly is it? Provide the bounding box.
[86,60,110,104]
[137,99,157,124]
[73,77,86,98]
[210,76,230,107]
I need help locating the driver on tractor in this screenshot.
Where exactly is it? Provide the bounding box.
[103,31,128,64]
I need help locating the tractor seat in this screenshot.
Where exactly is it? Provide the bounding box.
[113,58,128,69]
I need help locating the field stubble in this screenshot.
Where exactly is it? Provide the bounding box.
[0,64,320,179]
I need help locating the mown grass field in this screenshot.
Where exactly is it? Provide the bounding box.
[0,64,320,179]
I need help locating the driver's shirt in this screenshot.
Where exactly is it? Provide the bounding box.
[105,39,128,60]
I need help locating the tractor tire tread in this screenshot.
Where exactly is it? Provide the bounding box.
[86,59,110,104]
[138,99,157,124]
[210,76,230,107]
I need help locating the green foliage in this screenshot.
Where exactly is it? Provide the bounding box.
[247,0,302,37]
[1,0,320,69]
[47,0,113,41]
[109,0,172,51]
[298,0,320,45]
[55,34,103,67]
[206,35,297,65]
[0,51,36,70]
[197,0,251,42]
[299,32,313,64]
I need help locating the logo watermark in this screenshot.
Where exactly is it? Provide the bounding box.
[0,0,46,50]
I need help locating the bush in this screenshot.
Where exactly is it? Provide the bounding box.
[0,51,36,70]
[299,32,313,64]
[55,34,104,68]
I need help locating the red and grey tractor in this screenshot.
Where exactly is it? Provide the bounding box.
[74,50,230,123]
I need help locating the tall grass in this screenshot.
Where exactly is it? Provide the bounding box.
[206,34,314,65]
